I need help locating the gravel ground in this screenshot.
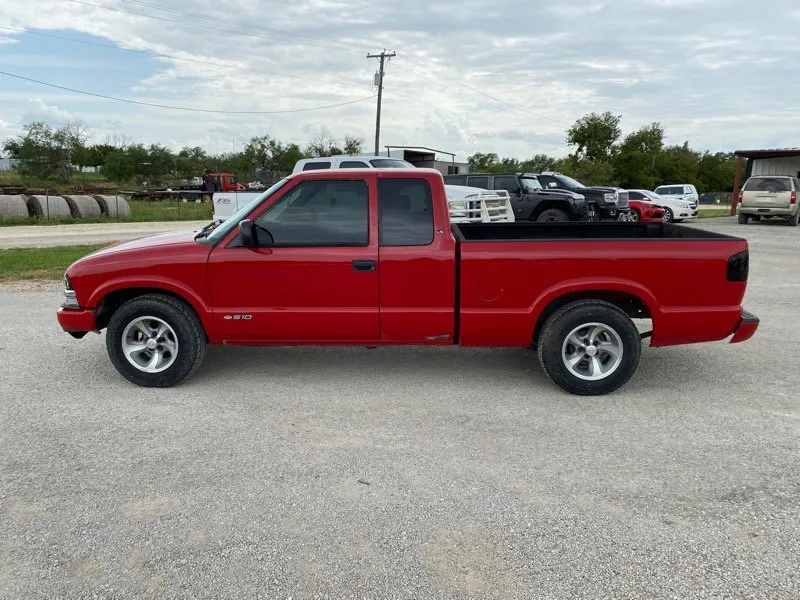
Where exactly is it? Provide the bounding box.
[1,217,798,599]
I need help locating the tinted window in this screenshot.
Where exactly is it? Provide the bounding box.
[628,191,644,200]
[378,178,434,246]
[444,175,467,185]
[339,161,369,168]
[494,176,520,193]
[467,176,489,189]
[743,177,792,192]
[255,179,368,246]
[655,186,685,195]
[369,158,413,168]
[302,161,332,171]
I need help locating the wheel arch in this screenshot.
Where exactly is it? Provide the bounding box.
[91,281,212,341]
[531,282,656,346]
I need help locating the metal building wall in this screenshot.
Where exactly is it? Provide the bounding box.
[751,156,800,177]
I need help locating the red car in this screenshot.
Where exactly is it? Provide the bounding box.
[57,169,758,396]
[628,199,664,222]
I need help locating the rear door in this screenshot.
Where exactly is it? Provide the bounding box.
[377,175,457,343]
[207,176,379,343]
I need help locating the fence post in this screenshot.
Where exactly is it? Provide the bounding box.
[46,188,50,220]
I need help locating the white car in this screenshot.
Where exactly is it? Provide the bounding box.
[631,189,698,223]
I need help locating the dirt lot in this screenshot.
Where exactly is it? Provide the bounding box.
[1,217,797,599]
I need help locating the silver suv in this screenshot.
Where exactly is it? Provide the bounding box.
[737,175,799,226]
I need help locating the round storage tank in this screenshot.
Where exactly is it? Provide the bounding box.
[26,195,73,220]
[0,195,30,220]
[63,195,102,219]
[93,195,131,218]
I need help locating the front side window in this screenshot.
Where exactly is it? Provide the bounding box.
[495,175,521,193]
[378,178,434,246]
[655,185,685,195]
[254,179,368,246]
[339,161,369,168]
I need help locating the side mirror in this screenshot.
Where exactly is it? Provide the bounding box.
[239,219,256,247]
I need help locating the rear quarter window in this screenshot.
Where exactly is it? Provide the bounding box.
[302,162,332,171]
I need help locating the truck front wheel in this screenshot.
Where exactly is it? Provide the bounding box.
[106,294,206,387]
[536,208,569,222]
[537,300,641,396]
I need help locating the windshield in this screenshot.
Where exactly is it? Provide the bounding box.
[555,174,585,189]
[520,176,543,191]
[202,177,290,244]
[640,190,660,201]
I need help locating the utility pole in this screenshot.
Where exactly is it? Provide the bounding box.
[367,49,395,155]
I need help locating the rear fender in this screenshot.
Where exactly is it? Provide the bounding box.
[529,277,660,337]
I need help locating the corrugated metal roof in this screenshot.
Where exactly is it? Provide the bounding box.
[735,147,800,158]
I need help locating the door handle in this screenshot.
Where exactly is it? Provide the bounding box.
[352,259,376,272]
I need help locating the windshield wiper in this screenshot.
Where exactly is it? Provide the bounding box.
[195,219,224,238]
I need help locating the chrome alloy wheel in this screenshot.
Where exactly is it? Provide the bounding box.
[561,322,624,381]
[121,316,179,373]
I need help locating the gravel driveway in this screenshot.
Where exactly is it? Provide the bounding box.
[1,218,797,599]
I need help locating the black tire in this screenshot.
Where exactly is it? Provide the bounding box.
[738,213,749,224]
[662,207,673,223]
[537,300,641,396]
[536,208,570,222]
[787,211,798,227]
[106,293,206,387]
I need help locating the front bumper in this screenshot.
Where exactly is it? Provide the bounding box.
[730,310,759,344]
[57,307,98,338]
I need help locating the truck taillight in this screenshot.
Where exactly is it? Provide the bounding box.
[737,191,743,204]
[726,249,749,282]
[791,191,797,205]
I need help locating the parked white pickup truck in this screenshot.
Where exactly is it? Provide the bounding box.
[211,161,514,224]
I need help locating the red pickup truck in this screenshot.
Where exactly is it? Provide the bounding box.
[57,168,758,396]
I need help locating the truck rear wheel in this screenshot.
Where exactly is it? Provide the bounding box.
[106,294,206,387]
[738,214,749,224]
[536,208,569,222]
[537,300,641,396]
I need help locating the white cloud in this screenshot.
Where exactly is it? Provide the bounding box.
[0,0,798,159]
[21,98,73,124]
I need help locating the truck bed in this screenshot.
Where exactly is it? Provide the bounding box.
[452,221,739,241]
[453,221,750,350]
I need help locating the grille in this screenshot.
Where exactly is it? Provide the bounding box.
[616,191,629,208]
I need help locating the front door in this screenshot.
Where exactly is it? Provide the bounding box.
[207,177,379,343]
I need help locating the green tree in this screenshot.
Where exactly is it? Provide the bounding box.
[467,152,500,171]
[567,111,622,163]
[655,142,700,187]
[696,152,736,193]
[613,122,665,189]
[2,120,90,182]
[519,153,557,173]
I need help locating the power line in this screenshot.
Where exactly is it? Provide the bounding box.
[0,25,366,90]
[0,68,376,114]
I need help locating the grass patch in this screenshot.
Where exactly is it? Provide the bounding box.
[0,244,108,281]
[697,208,733,219]
[0,200,212,227]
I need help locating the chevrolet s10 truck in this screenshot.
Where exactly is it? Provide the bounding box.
[57,168,759,396]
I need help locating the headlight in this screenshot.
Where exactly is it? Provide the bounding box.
[603,193,616,202]
[448,200,468,217]
[63,274,79,308]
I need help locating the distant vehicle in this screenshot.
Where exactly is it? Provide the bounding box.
[57,167,759,396]
[626,198,664,222]
[628,189,696,223]
[292,155,414,174]
[247,181,266,191]
[443,173,589,222]
[444,185,515,223]
[654,184,699,206]
[737,175,800,226]
[535,172,630,221]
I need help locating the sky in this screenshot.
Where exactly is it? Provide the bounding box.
[0,0,798,162]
